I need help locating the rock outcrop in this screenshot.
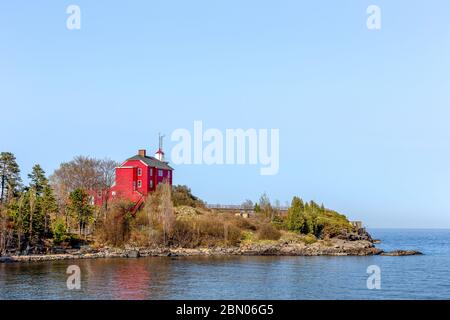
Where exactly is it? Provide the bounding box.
[0,232,426,263]
[0,238,387,263]
[381,250,423,256]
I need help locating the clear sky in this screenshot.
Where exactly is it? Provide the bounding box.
[1,1,450,228]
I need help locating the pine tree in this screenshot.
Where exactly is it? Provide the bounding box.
[68,188,94,238]
[28,164,48,196]
[23,165,56,243]
[286,197,305,233]
[40,185,58,235]
[0,152,22,204]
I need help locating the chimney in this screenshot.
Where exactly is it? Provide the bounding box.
[138,149,146,157]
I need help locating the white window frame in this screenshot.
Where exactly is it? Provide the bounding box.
[150,168,153,176]
[158,169,163,177]
[137,168,142,176]
[137,180,142,188]
[150,180,153,188]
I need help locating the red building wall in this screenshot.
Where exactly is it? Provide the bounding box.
[98,152,173,206]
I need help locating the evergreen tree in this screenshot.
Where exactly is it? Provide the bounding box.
[0,152,22,204]
[28,165,58,235]
[68,188,94,238]
[28,164,48,196]
[23,165,56,244]
[40,184,58,235]
[286,197,305,232]
[7,193,26,250]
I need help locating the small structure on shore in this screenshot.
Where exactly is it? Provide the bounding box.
[93,137,173,210]
[235,211,251,219]
[350,221,363,230]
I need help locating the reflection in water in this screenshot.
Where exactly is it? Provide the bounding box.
[114,261,151,300]
[109,258,173,300]
[1,230,450,300]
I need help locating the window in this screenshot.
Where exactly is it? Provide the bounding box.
[168,171,171,179]
[158,169,163,177]
[137,168,142,176]
[111,191,116,197]
[137,180,142,188]
[97,191,102,198]
[150,180,153,188]
[150,168,153,176]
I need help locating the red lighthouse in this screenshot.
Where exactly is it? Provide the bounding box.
[94,142,173,208]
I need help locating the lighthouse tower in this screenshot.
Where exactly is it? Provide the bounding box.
[155,133,165,161]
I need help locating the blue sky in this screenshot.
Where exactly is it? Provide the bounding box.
[1,1,450,228]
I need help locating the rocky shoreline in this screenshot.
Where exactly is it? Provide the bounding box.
[0,239,422,263]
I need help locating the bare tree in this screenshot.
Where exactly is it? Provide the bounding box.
[160,182,175,244]
[50,156,101,192]
[159,181,175,245]
[50,156,118,224]
[97,158,119,211]
[241,199,254,211]
[143,181,175,245]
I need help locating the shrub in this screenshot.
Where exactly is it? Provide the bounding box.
[241,231,255,242]
[286,196,352,238]
[230,216,257,231]
[52,217,69,245]
[257,223,281,241]
[302,234,317,244]
[96,200,134,247]
[271,215,286,229]
[129,228,162,247]
[316,210,352,238]
[172,185,204,208]
[171,214,241,247]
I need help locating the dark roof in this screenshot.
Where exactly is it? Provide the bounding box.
[126,155,174,170]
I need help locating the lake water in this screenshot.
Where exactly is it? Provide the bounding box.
[1,229,449,300]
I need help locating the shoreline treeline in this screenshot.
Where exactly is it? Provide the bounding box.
[0,152,354,256]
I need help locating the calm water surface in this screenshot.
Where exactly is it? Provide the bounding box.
[1,229,449,300]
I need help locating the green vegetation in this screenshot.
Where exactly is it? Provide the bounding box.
[0,151,355,256]
[52,217,69,245]
[286,196,352,238]
[172,185,204,208]
[67,188,94,238]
